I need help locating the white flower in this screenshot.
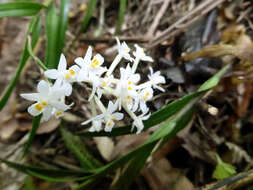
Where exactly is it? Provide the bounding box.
[148,67,166,92]
[138,87,153,113]
[20,80,71,122]
[133,44,153,62]
[75,46,92,81]
[115,65,140,109]
[132,111,151,134]
[75,46,107,82]
[89,120,103,132]
[116,37,134,62]
[45,54,79,96]
[82,101,124,132]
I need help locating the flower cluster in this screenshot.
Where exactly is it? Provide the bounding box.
[21,38,165,134]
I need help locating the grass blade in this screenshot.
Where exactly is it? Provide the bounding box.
[60,126,102,170]
[45,3,59,69]
[115,0,127,35]
[0,158,89,182]
[0,2,45,18]
[23,115,41,156]
[0,15,41,111]
[57,0,70,56]
[79,0,98,33]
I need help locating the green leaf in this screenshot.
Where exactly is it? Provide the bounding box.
[198,63,231,92]
[0,15,41,111]
[115,0,127,35]
[0,158,89,182]
[24,176,36,190]
[57,0,70,56]
[208,170,253,190]
[45,3,59,69]
[0,2,45,18]
[213,154,236,180]
[60,126,102,170]
[23,115,41,157]
[79,0,98,33]
[112,109,194,189]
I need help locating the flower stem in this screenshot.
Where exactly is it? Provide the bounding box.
[106,54,122,77]
[94,95,106,113]
[131,57,140,73]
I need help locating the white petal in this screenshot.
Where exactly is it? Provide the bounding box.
[154,84,165,92]
[50,101,70,111]
[95,67,107,76]
[82,114,104,125]
[112,112,124,120]
[63,82,72,96]
[84,46,92,62]
[107,101,114,113]
[89,126,96,132]
[44,69,58,79]
[41,107,53,122]
[58,54,67,71]
[134,119,144,134]
[82,118,93,125]
[97,88,103,99]
[77,69,88,82]
[93,120,102,132]
[105,120,115,132]
[27,103,43,116]
[92,54,104,66]
[20,93,42,101]
[69,65,80,73]
[37,80,50,95]
[74,57,85,67]
[141,112,151,120]
[140,101,148,113]
[130,74,140,84]
[115,37,120,49]
[142,55,153,62]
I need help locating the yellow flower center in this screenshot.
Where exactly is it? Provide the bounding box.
[41,101,47,106]
[65,74,70,79]
[91,59,99,68]
[111,117,115,121]
[56,111,63,116]
[143,96,147,101]
[128,86,132,91]
[128,81,132,85]
[69,69,75,76]
[108,121,112,126]
[35,103,43,111]
[145,92,149,97]
[102,81,107,87]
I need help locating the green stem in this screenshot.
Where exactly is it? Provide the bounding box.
[27,36,48,71]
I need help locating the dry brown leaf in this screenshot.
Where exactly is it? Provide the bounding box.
[0,93,19,141]
[142,158,195,190]
[37,118,61,134]
[94,137,114,161]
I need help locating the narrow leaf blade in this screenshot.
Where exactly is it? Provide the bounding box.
[61,126,102,170]
[0,2,45,18]
[45,3,59,69]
